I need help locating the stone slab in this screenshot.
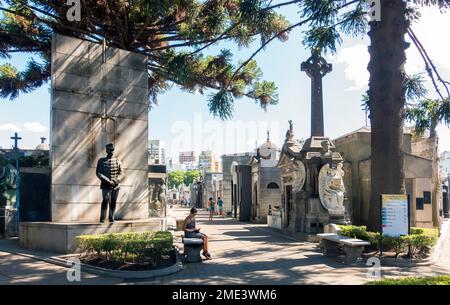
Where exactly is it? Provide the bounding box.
[340,239,370,247]
[267,215,282,230]
[52,91,148,121]
[51,202,149,223]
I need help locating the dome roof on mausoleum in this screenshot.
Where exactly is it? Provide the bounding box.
[258,140,278,151]
[36,137,49,151]
[35,143,49,151]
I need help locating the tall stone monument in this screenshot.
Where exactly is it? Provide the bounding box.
[277,51,349,234]
[20,34,164,253]
[300,50,332,137]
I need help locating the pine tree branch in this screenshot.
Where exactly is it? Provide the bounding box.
[132,16,152,45]
[188,0,308,56]
[407,27,450,100]
[225,0,361,93]
[148,62,261,101]
[223,18,309,93]
[103,0,126,48]
[0,6,104,44]
[18,1,60,20]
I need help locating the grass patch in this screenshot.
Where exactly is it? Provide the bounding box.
[366,275,450,285]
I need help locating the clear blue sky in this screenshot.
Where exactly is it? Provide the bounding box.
[1,4,449,159]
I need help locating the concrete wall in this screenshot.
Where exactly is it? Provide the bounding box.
[334,131,371,225]
[411,136,436,160]
[358,159,371,226]
[414,178,433,227]
[51,34,149,222]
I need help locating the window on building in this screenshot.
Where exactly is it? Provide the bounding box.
[267,182,279,189]
[423,191,431,204]
[416,198,424,210]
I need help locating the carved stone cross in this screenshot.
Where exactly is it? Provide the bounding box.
[10,132,22,150]
[301,51,332,137]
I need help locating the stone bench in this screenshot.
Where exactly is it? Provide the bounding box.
[317,224,370,265]
[181,234,204,263]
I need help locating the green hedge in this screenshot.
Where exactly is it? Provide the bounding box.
[338,225,381,248]
[410,227,439,238]
[338,225,438,257]
[366,275,450,285]
[76,231,173,264]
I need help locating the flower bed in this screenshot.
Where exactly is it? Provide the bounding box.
[76,231,174,270]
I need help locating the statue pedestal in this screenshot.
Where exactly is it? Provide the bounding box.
[295,197,329,233]
[329,212,350,225]
[267,211,282,230]
[19,218,166,254]
[294,194,349,234]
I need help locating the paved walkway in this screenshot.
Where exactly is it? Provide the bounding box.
[0,206,449,285]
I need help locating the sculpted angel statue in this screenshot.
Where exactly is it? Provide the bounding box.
[319,162,345,212]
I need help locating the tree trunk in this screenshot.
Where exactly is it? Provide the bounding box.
[367,0,408,232]
[430,136,441,229]
[430,118,437,138]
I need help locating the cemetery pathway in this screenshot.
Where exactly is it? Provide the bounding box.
[126,207,450,285]
[0,207,449,285]
[0,241,121,285]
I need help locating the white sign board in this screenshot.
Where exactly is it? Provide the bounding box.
[381,194,409,237]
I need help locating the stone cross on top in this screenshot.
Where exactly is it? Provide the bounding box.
[301,50,332,137]
[10,132,22,150]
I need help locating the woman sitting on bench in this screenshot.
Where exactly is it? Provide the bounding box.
[184,207,211,259]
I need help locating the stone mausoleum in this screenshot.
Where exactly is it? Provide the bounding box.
[276,121,350,234]
[19,34,165,253]
[221,153,255,216]
[249,133,281,223]
[334,126,443,228]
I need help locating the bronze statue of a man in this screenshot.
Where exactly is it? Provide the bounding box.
[96,143,123,223]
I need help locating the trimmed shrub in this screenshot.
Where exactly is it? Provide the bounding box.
[338,225,380,248]
[366,275,450,285]
[382,235,408,258]
[411,227,438,238]
[410,227,425,235]
[367,232,382,250]
[76,231,173,265]
[339,225,369,240]
[404,229,438,257]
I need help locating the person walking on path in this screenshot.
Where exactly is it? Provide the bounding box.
[217,197,224,217]
[208,197,215,221]
[183,207,211,259]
